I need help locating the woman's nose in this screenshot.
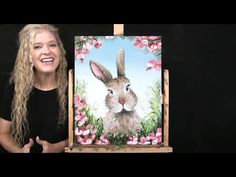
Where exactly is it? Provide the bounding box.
[42,46,50,55]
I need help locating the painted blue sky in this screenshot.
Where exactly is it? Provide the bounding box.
[75,36,162,119]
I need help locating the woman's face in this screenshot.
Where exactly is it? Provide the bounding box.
[31,30,61,74]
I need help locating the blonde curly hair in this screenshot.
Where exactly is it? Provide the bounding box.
[10,24,68,146]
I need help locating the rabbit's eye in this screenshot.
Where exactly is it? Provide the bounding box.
[108,89,113,94]
[126,84,130,91]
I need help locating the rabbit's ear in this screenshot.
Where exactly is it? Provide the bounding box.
[89,60,112,84]
[116,49,125,77]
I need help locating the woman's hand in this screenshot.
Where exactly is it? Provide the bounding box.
[36,136,55,153]
[36,136,67,153]
[22,138,34,153]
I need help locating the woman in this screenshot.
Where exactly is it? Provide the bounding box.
[0,24,68,153]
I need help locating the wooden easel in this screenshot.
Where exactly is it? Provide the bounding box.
[65,24,173,153]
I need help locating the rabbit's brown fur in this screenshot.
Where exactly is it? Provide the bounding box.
[90,49,141,135]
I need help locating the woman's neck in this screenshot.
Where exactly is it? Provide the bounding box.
[34,72,57,91]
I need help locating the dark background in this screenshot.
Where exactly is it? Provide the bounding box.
[1,24,236,153]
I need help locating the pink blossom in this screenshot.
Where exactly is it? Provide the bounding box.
[75,45,90,62]
[77,136,93,145]
[146,60,161,71]
[88,36,94,40]
[77,120,86,127]
[75,49,85,61]
[152,136,162,145]
[95,140,109,145]
[157,41,161,50]
[79,36,85,41]
[95,135,109,145]
[93,40,102,49]
[157,136,162,143]
[75,108,83,115]
[134,36,148,48]
[139,136,151,145]
[86,124,93,130]
[76,125,97,145]
[75,111,86,120]
[153,128,162,144]
[133,36,161,54]
[127,136,138,145]
[75,127,80,136]
[147,43,158,52]
[140,36,148,40]
[79,129,90,137]
[156,128,162,137]
[75,45,80,51]
[146,40,161,52]
[75,111,87,127]
[147,36,160,40]
[146,132,156,141]
[75,36,105,62]
[74,96,87,110]
[78,124,95,137]
[90,131,96,140]
[152,137,159,145]
[83,43,93,51]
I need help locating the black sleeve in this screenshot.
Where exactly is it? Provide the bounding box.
[0,82,14,121]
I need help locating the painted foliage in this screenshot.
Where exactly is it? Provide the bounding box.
[74,36,162,146]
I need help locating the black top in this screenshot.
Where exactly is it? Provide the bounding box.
[0,83,68,153]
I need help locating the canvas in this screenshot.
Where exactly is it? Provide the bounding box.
[74,36,162,146]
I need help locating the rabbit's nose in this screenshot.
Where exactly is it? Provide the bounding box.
[118,98,126,105]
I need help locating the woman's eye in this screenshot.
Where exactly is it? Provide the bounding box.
[126,84,130,91]
[34,46,41,49]
[50,43,58,47]
[108,89,113,94]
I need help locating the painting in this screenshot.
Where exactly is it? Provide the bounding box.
[74,36,162,146]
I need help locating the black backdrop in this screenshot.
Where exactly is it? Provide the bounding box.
[1,24,236,153]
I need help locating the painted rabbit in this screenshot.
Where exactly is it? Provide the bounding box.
[89,49,141,135]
